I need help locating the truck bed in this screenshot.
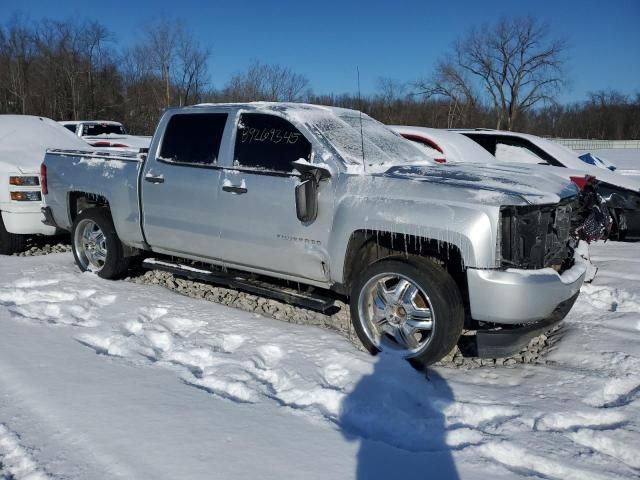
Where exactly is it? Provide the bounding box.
[43,148,146,249]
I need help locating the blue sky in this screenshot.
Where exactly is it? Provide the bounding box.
[2,0,639,103]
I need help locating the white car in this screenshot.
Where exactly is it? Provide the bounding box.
[0,115,89,254]
[392,126,640,240]
[391,126,497,164]
[60,120,151,152]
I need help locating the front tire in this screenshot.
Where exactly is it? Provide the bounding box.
[71,208,130,279]
[350,257,464,369]
[0,211,26,255]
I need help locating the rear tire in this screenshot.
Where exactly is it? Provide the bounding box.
[0,211,26,255]
[349,256,464,369]
[71,208,130,279]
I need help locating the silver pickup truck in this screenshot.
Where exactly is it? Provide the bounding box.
[41,102,588,368]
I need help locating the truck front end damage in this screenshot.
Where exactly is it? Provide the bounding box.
[498,197,578,272]
[464,192,605,358]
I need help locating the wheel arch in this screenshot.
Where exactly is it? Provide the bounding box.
[68,191,110,225]
[340,230,470,318]
[68,195,139,258]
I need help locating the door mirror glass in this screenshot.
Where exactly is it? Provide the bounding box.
[295,178,318,223]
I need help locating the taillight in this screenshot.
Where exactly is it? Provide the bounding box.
[434,158,447,164]
[570,175,594,191]
[92,141,129,148]
[40,163,48,195]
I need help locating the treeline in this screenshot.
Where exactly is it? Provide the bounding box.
[1,16,639,139]
[308,88,640,140]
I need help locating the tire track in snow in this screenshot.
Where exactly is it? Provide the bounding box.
[0,275,116,327]
[476,440,627,480]
[532,408,640,471]
[0,424,50,480]
[567,428,640,470]
[75,304,519,453]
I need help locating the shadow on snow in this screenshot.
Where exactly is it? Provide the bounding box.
[340,352,459,480]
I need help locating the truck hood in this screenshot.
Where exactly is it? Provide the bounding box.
[0,115,90,172]
[382,163,579,205]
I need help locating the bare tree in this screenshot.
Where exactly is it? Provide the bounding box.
[136,19,180,108]
[0,15,36,114]
[81,21,112,116]
[374,77,410,124]
[121,18,211,131]
[419,17,567,130]
[174,32,209,106]
[222,61,310,102]
[133,19,210,108]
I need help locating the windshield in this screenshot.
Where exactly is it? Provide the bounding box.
[83,123,127,136]
[310,112,432,169]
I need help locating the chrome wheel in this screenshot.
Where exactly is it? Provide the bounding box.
[74,218,107,272]
[357,273,435,355]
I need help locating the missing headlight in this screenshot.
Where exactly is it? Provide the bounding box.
[499,198,576,270]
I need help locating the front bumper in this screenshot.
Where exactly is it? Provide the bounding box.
[1,205,56,235]
[466,258,587,325]
[466,291,579,358]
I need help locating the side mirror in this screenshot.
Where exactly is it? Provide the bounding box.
[295,177,318,223]
[291,159,331,180]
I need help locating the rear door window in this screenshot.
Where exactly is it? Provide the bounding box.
[233,113,311,173]
[159,113,228,166]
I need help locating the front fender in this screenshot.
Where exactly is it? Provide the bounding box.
[327,195,500,283]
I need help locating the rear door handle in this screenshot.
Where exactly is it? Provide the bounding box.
[222,185,248,194]
[145,174,165,184]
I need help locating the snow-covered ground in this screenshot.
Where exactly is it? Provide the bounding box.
[0,243,639,480]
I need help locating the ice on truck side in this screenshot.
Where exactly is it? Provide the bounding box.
[41,102,593,367]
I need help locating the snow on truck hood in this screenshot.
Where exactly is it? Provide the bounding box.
[0,115,90,172]
[383,162,579,205]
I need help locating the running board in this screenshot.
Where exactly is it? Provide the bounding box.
[142,258,337,314]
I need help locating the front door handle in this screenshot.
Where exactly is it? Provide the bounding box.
[222,185,248,194]
[145,174,165,184]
